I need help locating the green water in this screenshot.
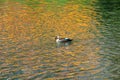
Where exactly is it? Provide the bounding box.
[96,0,120,80]
[0,0,120,80]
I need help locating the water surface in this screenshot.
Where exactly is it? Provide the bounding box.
[0,0,119,80]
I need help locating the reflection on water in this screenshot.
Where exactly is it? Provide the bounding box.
[96,0,120,80]
[0,0,119,80]
[56,41,72,48]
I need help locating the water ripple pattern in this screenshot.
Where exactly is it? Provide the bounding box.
[0,0,119,80]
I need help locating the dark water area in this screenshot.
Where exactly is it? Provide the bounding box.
[96,0,120,80]
[0,0,120,80]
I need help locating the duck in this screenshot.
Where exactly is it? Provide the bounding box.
[55,36,73,43]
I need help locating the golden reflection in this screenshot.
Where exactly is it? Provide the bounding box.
[0,1,102,79]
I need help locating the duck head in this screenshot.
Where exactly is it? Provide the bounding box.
[55,36,60,40]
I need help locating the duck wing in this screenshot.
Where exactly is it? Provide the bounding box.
[59,38,72,42]
[65,38,72,41]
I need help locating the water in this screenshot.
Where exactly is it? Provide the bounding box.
[0,0,120,80]
[96,0,120,80]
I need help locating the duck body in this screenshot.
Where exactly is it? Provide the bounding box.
[55,36,72,43]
